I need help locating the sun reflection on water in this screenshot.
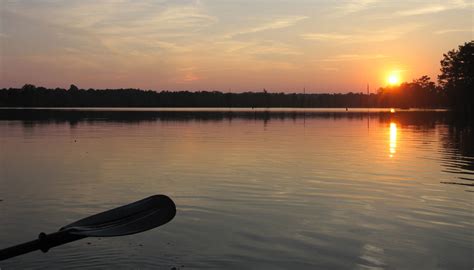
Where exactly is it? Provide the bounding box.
[389,122,397,158]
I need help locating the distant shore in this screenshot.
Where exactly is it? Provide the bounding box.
[0,85,447,109]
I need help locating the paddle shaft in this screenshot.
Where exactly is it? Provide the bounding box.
[0,230,86,261]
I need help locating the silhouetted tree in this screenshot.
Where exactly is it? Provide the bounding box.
[69,84,79,91]
[22,84,37,91]
[409,76,441,108]
[438,41,474,114]
[377,76,442,108]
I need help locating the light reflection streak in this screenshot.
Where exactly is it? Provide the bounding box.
[389,122,397,158]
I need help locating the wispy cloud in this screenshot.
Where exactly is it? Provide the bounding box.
[95,5,218,55]
[396,5,449,16]
[335,0,380,14]
[3,0,217,55]
[320,67,339,71]
[301,33,351,41]
[220,40,301,56]
[302,31,400,43]
[225,16,308,38]
[320,54,387,62]
[434,28,472,34]
[138,5,217,30]
[302,23,422,44]
[180,72,201,83]
[87,4,218,37]
[395,1,470,16]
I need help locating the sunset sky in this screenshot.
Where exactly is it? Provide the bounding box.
[1,0,472,92]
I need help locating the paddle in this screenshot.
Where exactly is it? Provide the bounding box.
[0,195,176,261]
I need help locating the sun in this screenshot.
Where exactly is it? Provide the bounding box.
[387,74,400,86]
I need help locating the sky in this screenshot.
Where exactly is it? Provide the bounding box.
[0,0,472,93]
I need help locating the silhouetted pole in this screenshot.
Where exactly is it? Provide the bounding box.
[367,83,370,130]
[303,87,306,126]
[367,83,370,108]
[303,87,306,108]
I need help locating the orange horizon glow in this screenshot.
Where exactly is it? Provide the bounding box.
[0,1,471,92]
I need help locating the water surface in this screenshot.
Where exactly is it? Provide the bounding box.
[0,108,472,269]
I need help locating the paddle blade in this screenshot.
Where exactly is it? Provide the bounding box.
[60,195,176,237]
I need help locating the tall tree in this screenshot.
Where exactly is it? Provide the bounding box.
[438,41,474,114]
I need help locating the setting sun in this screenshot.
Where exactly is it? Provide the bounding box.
[387,74,400,86]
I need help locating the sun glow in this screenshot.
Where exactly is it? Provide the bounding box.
[387,74,400,86]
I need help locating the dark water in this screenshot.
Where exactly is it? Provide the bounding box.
[0,108,472,269]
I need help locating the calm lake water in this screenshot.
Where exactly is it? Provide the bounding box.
[0,108,472,269]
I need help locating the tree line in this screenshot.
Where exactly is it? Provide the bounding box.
[0,86,404,108]
[0,41,472,114]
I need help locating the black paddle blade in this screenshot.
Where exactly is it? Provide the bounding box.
[60,195,176,237]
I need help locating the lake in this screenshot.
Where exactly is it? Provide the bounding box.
[0,108,472,269]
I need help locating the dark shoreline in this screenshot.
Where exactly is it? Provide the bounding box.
[0,85,447,108]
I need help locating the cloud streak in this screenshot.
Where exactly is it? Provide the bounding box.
[301,33,351,41]
[225,16,308,38]
[302,31,402,43]
[395,1,470,16]
[302,23,423,44]
[396,5,449,16]
[219,40,301,56]
[434,29,472,34]
[320,54,387,62]
[334,0,380,14]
